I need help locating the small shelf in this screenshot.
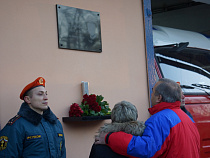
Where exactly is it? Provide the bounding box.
[62,115,111,122]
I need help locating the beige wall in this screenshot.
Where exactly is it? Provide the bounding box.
[0,0,150,157]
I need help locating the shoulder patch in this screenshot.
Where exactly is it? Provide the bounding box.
[7,115,21,126]
[0,136,8,151]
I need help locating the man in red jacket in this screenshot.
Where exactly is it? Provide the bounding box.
[95,78,200,158]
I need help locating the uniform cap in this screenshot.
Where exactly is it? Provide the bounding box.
[20,77,45,100]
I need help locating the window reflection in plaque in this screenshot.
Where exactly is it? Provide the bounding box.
[56,5,102,53]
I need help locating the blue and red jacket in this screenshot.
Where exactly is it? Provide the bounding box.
[105,101,200,158]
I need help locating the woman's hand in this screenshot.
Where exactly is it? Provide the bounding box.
[94,132,108,145]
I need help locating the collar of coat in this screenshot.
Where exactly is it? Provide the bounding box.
[17,102,57,125]
[148,101,181,115]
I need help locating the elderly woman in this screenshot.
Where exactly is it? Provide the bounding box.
[89,101,145,158]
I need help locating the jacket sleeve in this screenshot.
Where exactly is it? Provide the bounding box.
[106,112,175,158]
[0,124,24,158]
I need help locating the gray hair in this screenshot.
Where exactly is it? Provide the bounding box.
[155,78,181,102]
[97,101,145,137]
[111,101,138,123]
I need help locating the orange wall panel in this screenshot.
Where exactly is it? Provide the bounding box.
[0,0,149,157]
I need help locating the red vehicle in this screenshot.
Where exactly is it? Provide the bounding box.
[153,25,210,158]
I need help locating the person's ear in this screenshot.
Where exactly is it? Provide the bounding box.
[156,95,162,103]
[24,96,31,104]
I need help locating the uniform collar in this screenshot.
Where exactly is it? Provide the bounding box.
[18,102,57,125]
[148,101,181,115]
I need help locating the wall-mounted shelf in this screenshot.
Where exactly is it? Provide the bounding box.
[62,115,111,122]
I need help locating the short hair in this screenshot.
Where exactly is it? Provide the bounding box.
[154,78,182,102]
[97,101,145,137]
[111,101,138,123]
[23,89,33,101]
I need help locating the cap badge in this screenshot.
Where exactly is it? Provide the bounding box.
[39,78,44,85]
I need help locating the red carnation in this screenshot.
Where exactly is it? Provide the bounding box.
[69,94,110,117]
[69,103,83,117]
[82,94,101,113]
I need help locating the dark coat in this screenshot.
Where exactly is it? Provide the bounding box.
[89,120,145,158]
[89,144,128,158]
[0,102,66,158]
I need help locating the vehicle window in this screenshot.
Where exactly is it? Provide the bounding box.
[155,46,210,95]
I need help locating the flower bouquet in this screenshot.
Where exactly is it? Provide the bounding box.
[69,94,111,117]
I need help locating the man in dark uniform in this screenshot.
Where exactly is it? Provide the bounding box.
[0,77,66,158]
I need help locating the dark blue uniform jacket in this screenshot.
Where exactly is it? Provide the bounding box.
[0,102,66,158]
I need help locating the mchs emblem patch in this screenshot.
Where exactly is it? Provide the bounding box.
[0,136,8,151]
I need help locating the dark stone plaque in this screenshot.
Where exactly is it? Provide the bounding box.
[56,5,102,52]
